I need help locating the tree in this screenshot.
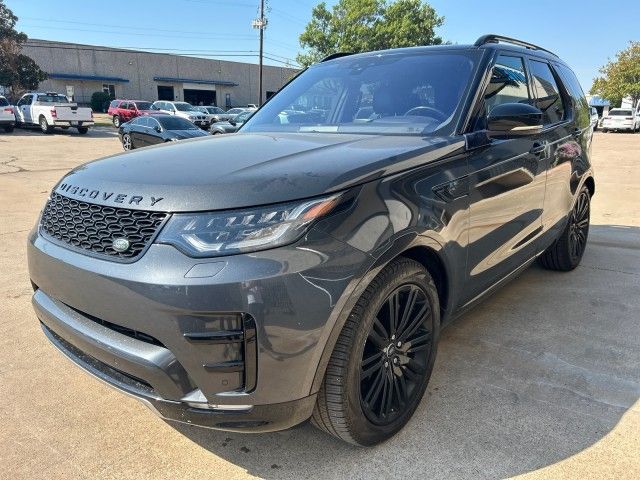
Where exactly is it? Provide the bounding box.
[590,41,640,108]
[297,0,444,67]
[0,0,47,99]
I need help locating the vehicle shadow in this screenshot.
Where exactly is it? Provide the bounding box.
[169,224,639,479]
[1,126,118,139]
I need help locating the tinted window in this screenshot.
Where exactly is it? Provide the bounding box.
[0,97,9,107]
[147,117,160,129]
[244,52,478,135]
[609,110,633,116]
[206,107,224,114]
[484,55,530,114]
[529,60,565,125]
[17,95,31,106]
[120,102,129,110]
[555,63,589,128]
[129,117,144,126]
[236,111,252,123]
[135,102,152,110]
[158,116,198,130]
[228,108,243,114]
[174,102,194,112]
[36,94,70,103]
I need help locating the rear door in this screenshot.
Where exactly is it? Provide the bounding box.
[462,53,548,303]
[128,117,145,147]
[536,61,588,248]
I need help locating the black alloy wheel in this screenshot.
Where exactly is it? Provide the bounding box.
[360,284,432,425]
[312,257,440,446]
[568,188,590,263]
[539,185,591,271]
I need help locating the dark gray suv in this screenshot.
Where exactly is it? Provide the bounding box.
[28,35,594,446]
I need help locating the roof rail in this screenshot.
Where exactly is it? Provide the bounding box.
[474,34,558,58]
[321,52,354,62]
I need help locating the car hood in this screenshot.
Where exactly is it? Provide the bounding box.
[168,129,208,140]
[53,132,465,212]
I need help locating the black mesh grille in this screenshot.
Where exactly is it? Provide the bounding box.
[40,192,167,261]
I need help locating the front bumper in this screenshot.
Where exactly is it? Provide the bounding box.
[28,226,371,431]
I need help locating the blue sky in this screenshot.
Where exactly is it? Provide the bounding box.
[7,0,638,91]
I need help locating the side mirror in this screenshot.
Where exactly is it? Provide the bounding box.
[154,125,162,133]
[487,103,543,138]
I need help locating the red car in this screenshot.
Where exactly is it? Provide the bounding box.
[107,100,157,128]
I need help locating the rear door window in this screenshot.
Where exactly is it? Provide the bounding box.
[529,60,566,125]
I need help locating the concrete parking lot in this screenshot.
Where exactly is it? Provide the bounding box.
[0,128,638,479]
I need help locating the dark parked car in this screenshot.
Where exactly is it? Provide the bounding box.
[118,114,208,150]
[209,109,253,134]
[108,100,156,128]
[28,35,594,446]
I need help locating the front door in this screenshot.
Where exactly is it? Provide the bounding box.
[462,53,548,304]
[17,95,33,124]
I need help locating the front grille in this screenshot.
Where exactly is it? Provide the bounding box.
[40,192,167,261]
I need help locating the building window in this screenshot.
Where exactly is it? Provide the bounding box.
[102,84,116,98]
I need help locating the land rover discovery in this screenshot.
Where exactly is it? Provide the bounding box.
[28,35,594,446]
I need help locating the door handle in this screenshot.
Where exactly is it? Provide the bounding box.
[530,141,547,156]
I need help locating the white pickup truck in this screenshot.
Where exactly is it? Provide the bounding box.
[15,92,94,134]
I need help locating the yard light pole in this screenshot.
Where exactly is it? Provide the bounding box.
[252,0,267,106]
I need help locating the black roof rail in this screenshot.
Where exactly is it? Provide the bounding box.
[474,34,558,58]
[321,52,354,62]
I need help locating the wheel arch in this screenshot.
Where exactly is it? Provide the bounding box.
[310,236,452,395]
[584,176,595,197]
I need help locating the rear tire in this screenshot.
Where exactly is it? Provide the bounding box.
[122,133,133,150]
[77,127,88,134]
[311,257,440,446]
[539,186,590,271]
[39,116,53,134]
[113,115,121,128]
[602,129,608,133]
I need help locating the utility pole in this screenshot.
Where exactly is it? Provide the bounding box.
[252,0,267,106]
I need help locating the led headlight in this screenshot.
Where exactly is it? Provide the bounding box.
[156,194,341,257]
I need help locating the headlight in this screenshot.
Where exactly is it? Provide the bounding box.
[156,194,341,257]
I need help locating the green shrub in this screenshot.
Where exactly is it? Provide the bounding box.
[90,91,112,112]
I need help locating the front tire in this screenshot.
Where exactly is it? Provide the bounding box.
[312,257,440,446]
[539,186,590,271]
[77,127,88,134]
[4,125,14,133]
[39,116,53,134]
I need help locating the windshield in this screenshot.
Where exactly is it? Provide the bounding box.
[135,101,153,110]
[36,94,70,103]
[243,51,478,136]
[609,110,633,116]
[175,102,195,112]
[158,116,198,130]
[206,107,223,113]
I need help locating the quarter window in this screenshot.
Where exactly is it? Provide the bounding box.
[529,60,566,125]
